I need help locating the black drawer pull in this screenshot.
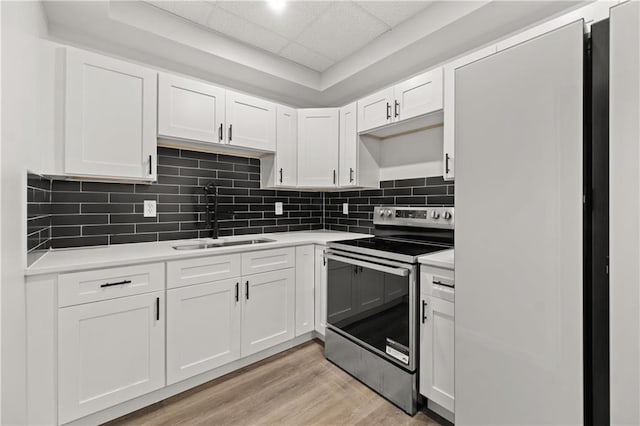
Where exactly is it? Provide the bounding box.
[100,279,132,288]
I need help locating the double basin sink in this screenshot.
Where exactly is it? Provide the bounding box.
[172,238,275,251]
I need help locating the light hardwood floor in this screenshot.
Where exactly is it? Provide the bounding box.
[107,340,442,426]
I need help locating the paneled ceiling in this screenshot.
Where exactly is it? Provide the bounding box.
[42,1,586,107]
[146,1,434,72]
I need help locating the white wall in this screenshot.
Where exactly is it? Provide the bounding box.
[377,126,444,181]
[1,1,55,423]
[610,2,640,424]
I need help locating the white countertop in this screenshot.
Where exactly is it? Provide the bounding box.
[26,230,371,276]
[418,248,454,270]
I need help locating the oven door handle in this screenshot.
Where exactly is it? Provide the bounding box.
[323,253,410,277]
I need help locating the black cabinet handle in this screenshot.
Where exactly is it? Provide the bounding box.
[235,282,239,302]
[394,100,399,118]
[156,297,160,321]
[148,155,152,175]
[100,279,131,288]
[228,124,233,142]
[349,168,354,183]
[245,281,249,300]
[333,169,336,185]
[445,153,451,174]
[422,300,428,323]
[386,102,391,119]
[219,123,223,142]
[279,168,283,183]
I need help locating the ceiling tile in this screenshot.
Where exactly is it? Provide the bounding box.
[295,2,389,62]
[148,1,215,26]
[205,6,290,54]
[279,43,335,72]
[216,1,332,40]
[356,1,434,27]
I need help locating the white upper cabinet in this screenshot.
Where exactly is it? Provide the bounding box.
[442,46,497,181]
[158,73,225,144]
[63,48,157,181]
[357,68,443,134]
[357,87,394,133]
[297,108,340,187]
[276,105,298,186]
[339,102,358,187]
[225,91,276,152]
[394,68,443,122]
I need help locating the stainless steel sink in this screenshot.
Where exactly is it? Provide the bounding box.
[172,238,275,250]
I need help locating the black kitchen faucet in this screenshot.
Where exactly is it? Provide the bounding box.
[203,181,219,239]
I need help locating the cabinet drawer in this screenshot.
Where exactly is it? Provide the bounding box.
[167,254,241,289]
[58,263,164,307]
[241,247,295,276]
[420,266,454,299]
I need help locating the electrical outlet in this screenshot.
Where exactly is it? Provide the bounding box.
[144,200,157,217]
[275,202,283,215]
[343,203,349,215]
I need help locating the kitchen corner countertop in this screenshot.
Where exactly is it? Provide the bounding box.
[418,249,454,270]
[26,230,371,276]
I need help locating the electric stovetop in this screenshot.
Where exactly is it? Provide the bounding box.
[329,236,451,263]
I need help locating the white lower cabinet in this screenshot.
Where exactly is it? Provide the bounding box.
[295,245,315,336]
[419,266,455,415]
[166,279,241,385]
[58,291,165,424]
[241,268,295,357]
[314,245,328,336]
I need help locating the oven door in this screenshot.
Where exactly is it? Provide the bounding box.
[324,250,417,371]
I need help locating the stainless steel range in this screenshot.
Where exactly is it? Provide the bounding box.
[324,206,454,415]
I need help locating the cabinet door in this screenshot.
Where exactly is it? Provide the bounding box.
[241,268,295,357]
[419,295,455,413]
[394,67,443,122]
[226,91,276,151]
[166,279,241,385]
[357,87,394,133]
[297,108,339,187]
[339,102,358,187]
[58,291,164,424]
[64,48,157,180]
[275,105,298,186]
[295,245,315,336]
[442,46,496,181]
[314,246,328,336]
[158,73,225,144]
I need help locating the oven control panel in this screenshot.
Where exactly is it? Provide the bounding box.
[373,206,454,229]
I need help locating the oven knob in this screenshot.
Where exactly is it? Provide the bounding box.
[443,211,452,220]
[431,211,440,219]
[379,210,385,217]
[386,209,393,217]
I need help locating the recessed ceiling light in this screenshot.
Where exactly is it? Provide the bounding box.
[267,0,286,13]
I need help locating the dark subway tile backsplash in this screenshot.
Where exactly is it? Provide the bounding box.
[43,148,323,249]
[323,175,454,235]
[27,148,455,251]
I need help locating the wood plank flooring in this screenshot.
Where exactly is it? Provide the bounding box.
[107,340,441,426]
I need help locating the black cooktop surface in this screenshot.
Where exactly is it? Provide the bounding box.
[332,237,450,257]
